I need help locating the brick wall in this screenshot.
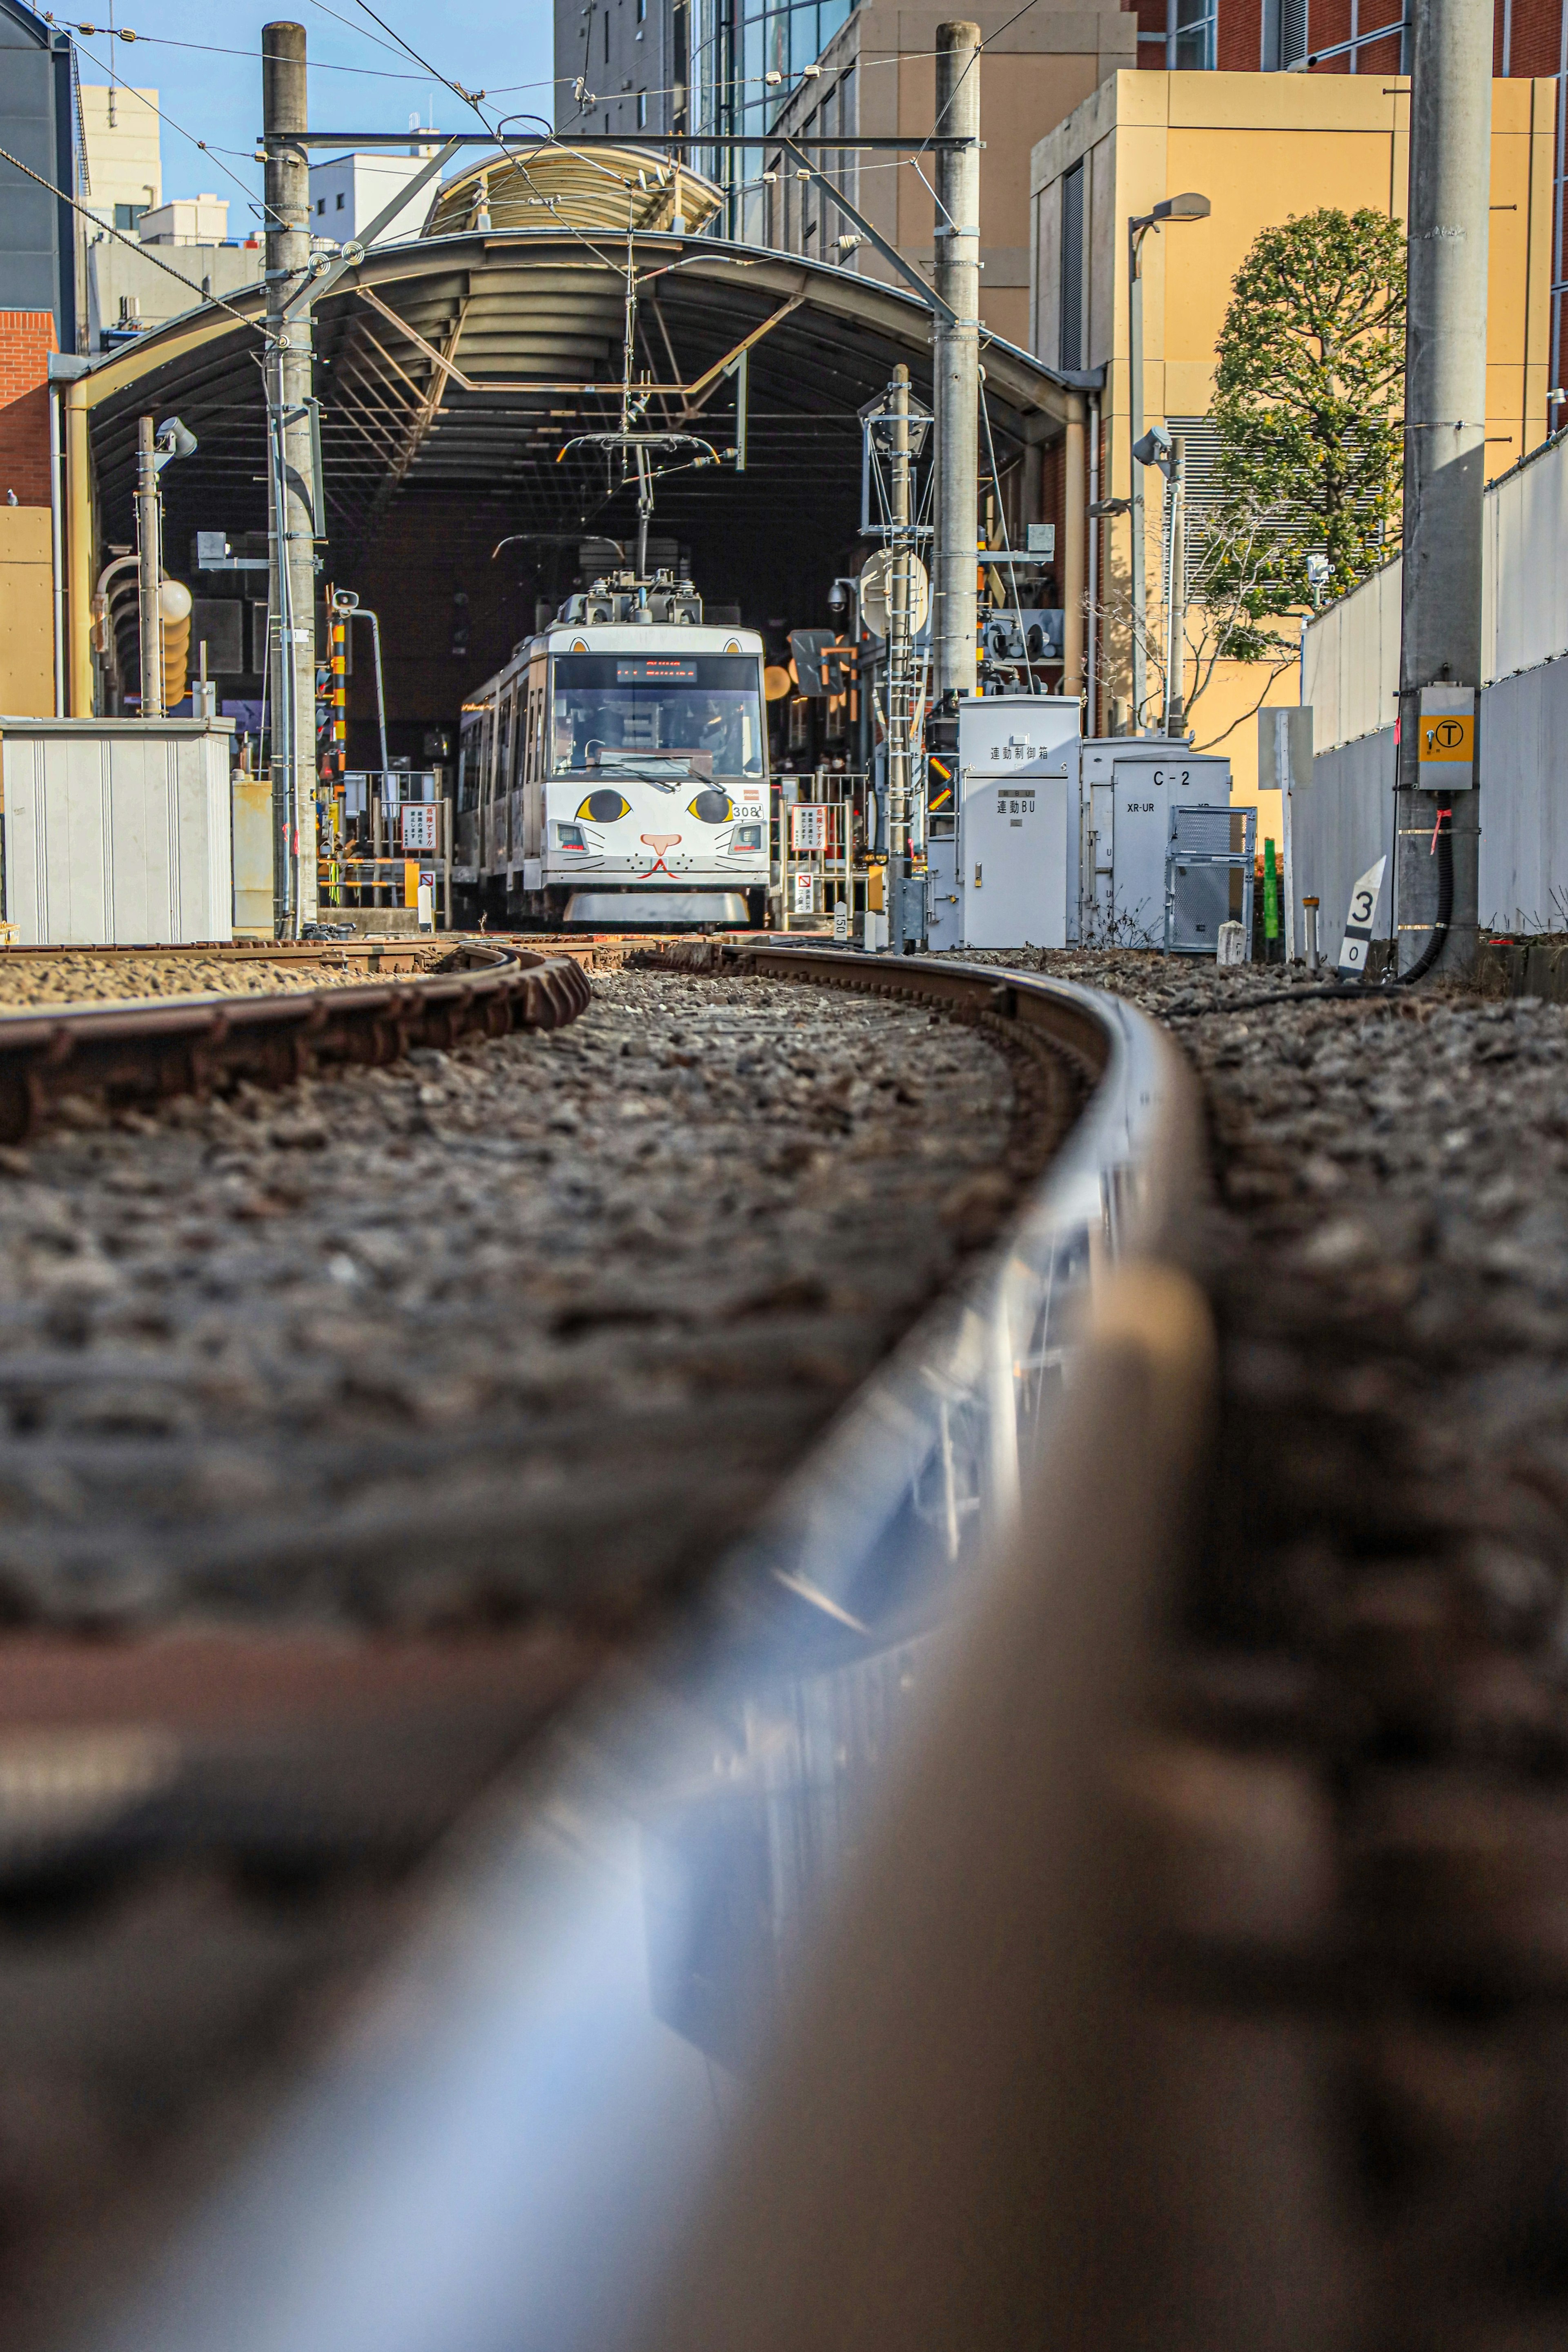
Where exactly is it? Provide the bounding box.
[0,312,59,508]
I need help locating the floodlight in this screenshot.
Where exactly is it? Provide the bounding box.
[1133,425,1173,476]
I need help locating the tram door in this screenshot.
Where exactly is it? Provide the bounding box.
[521,665,546,865]
[487,690,514,873]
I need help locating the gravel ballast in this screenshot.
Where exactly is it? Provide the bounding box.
[986,946,1568,2347]
[0,968,1023,1632]
[0,951,443,1011]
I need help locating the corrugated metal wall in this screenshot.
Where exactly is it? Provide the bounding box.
[1292,724,1394,951]
[1479,655,1568,931]
[1297,429,1568,940]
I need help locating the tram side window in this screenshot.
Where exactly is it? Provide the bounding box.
[494,695,514,799]
[458,723,483,813]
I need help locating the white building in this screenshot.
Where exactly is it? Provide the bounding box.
[138,194,229,244]
[308,149,440,246]
[78,81,161,233]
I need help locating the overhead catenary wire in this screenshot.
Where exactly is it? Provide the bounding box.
[67,29,294,234]
[0,138,275,338]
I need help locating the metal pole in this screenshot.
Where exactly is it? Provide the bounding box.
[66,377,93,718]
[1165,432,1185,736]
[135,414,163,720]
[264,19,319,937]
[48,383,65,718]
[1087,390,1100,734]
[1128,222,1148,733]
[1062,394,1086,702]
[363,609,390,778]
[932,20,980,704]
[888,361,913,946]
[1394,0,1491,974]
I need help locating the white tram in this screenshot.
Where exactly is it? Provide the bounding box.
[455,570,770,928]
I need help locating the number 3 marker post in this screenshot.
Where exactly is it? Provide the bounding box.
[1336,854,1388,977]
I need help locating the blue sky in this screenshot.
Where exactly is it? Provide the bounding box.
[70,0,557,225]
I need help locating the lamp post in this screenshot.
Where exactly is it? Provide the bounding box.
[1127,191,1209,734]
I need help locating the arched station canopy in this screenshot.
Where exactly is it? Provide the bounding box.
[76,229,1089,715]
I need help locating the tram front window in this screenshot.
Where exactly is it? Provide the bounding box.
[551,654,765,779]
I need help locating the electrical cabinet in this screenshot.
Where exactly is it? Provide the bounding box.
[959,772,1071,950]
[1,717,236,944]
[1070,742,1232,946]
[925,835,962,949]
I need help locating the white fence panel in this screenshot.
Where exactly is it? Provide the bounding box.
[1479,655,1568,929]
[1309,430,1568,751]
[1292,725,1394,958]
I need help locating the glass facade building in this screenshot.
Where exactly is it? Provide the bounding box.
[694,0,855,234]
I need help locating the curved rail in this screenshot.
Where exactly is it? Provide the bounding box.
[79,954,1210,2352]
[0,942,591,1141]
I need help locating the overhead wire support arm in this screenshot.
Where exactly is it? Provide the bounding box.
[281,134,463,322]
[266,131,985,150]
[778,138,957,328]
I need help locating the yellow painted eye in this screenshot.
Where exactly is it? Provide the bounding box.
[576,789,631,822]
[687,789,734,823]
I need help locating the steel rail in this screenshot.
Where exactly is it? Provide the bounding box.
[75,951,1215,2352]
[0,942,590,1142]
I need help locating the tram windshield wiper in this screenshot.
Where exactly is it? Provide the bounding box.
[586,754,707,790]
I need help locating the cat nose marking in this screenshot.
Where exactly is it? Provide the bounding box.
[640,833,681,853]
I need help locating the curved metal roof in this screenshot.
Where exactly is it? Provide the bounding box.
[423,145,723,239]
[80,231,1084,586]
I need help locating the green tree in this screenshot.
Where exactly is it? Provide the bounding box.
[1208,206,1405,614]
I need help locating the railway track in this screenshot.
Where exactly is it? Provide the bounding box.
[0,945,1189,2352]
[0,937,1160,2352]
[0,940,590,1142]
[30,936,1555,2352]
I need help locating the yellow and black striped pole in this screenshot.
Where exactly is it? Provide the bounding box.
[330,611,347,774]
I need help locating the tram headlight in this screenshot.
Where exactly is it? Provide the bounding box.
[576,789,632,823]
[687,789,735,824]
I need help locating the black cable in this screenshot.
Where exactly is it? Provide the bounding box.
[1169,803,1456,1018]
[1396,801,1454,984]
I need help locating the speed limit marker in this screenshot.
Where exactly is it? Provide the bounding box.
[1337,854,1387,977]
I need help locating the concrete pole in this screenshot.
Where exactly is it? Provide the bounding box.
[66,376,93,717]
[135,414,163,719]
[1395,0,1492,973]
[888,363,913,904]
[933,20,980,702]
[1127,224,1148,733]
[264,20,319,934]
[1062,394,1086,700]
[1165,432,1185,735]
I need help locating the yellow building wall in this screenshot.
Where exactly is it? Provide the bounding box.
[1031,71,1555,847]
[0,508,55,720]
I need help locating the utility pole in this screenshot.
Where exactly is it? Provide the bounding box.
[1394,0,1491,975]
[932,19,980,705]
[888,361,914,944]
[1164,432,1186,736]
[135,414,163,719]
[264,20,319,935]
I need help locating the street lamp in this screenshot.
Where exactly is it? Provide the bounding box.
[1127,191,1209,734]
